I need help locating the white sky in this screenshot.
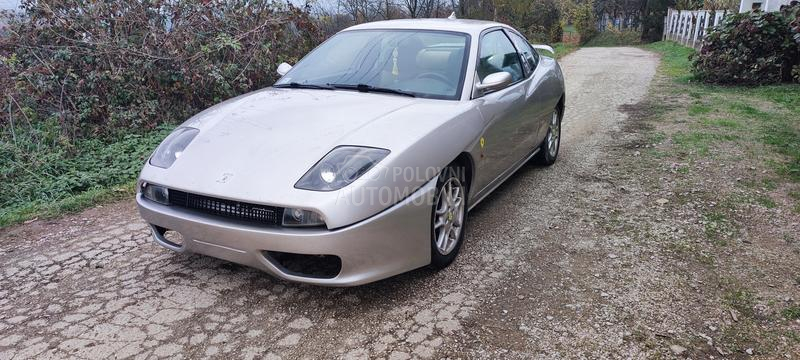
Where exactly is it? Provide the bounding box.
[0,0,20,10]
[0,0,330,11]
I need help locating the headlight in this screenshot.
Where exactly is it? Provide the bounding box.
[282,208,325,227]
[295,146,390,191]
[141,182,169,205]
[150,127,199,169]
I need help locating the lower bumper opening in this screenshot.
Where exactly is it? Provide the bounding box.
[264,251,342,279]
[153,225,185,249]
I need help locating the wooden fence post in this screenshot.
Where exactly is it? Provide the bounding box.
[691,11,703,48]
[683,12,690,44]
[681,12,688,45]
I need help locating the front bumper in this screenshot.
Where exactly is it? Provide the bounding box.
[136,178,437,286]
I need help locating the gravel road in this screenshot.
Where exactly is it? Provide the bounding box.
[0,47,663,359]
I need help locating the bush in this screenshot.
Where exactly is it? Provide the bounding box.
[785,1,800,81]
[692,2,800,85]
[641,0,673,42]
[0,1,323,224]
[0,1,322,142]
[496,0,563,43]
[573,1,599,44]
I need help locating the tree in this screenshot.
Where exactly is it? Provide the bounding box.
[641,0,674,41]
[573,0,598,43]
[494,0,563,42]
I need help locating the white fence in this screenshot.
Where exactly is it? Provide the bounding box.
[663,8,731,48]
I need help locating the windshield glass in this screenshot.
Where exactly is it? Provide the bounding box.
[275,30,470,100]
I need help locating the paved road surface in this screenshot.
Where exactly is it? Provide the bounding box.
[0,47,659,359]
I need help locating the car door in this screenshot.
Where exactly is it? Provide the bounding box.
[505,30,553,148]
[471,29,535,195]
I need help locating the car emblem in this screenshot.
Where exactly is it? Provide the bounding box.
[217,173,234,184]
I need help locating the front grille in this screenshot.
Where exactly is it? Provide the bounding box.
[168,189,283,226]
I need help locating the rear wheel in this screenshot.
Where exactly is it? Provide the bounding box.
[534,108,561,166]
[430,165,467,269]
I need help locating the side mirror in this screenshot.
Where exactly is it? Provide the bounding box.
[531,44,555,56]
[475,72,512,94]
[276,62,293,76]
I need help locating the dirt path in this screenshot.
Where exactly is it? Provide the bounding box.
[1,47,767,359]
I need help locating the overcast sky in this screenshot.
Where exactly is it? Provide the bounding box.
[0,0,332,11]
[0,0,20,10]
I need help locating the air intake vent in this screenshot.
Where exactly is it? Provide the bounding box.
[168,189,283,226]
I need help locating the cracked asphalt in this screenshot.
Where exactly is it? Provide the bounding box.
[0,47,664,359]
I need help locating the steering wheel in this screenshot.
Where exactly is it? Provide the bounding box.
[416,72,451,84]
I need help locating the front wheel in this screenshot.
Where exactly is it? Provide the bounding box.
[533,108,561,166]
[430,165,467,269]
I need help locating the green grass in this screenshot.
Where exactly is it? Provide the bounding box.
[552,42,579,59]
[760,117,800,181]
[672,130,738,156]
[645,41,800,209]
[688,104,713,116]
[783,306,800,320]
[644,41,696,81]
[0,126,173,227]
[755,194,778,208]
[700,118,744,129]
[583,29,642,47]
[724,287,756,318]
[0,182,137,226]
[703,211,736,245]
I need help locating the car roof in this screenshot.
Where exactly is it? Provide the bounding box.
[343,18,508,36]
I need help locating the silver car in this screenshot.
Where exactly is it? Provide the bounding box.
[137,18,565,286]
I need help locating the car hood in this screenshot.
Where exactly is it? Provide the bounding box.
[142,88,463,207]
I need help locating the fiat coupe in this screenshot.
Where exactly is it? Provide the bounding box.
[137,18,565,285]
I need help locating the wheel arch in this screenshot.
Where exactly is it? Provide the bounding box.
[451,152,474,196]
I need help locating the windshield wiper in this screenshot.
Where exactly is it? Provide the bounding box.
[273,82,334,90]
[328,83,416,98]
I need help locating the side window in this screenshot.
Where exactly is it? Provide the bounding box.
[507,31,538,76]
[477,30,524,83]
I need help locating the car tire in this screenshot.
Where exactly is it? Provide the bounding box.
[533,108,562,166]
[429,164,468,269]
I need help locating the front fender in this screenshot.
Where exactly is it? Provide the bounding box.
[326,103,484,228]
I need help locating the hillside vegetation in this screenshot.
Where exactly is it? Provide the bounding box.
[0,1,322,226]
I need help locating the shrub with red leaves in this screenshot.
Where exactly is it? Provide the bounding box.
[0,1,323,141]
[692,2,800,85]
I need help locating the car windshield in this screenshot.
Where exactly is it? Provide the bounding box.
[275,30,470,100]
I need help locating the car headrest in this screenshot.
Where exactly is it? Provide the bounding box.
[416,49,452,71]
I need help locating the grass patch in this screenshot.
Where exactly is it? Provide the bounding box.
[724,287,756,318]
[672,131,738,156]
[703,211,736,246]
[700,118,743,129]
[0,126,173,228]
[688,103,712,116]
[645,41,800,210]
[755,194,778,209]
[647,131,667,144]
[583,29,642,47]
[783,306,800,320]
[759,118,800,181]
[552,42,579,59]
[0,182,136,227]
[643,41,695,82]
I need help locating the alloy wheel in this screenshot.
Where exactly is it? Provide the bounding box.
[547,110,560,157]
[433,171,466,256]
